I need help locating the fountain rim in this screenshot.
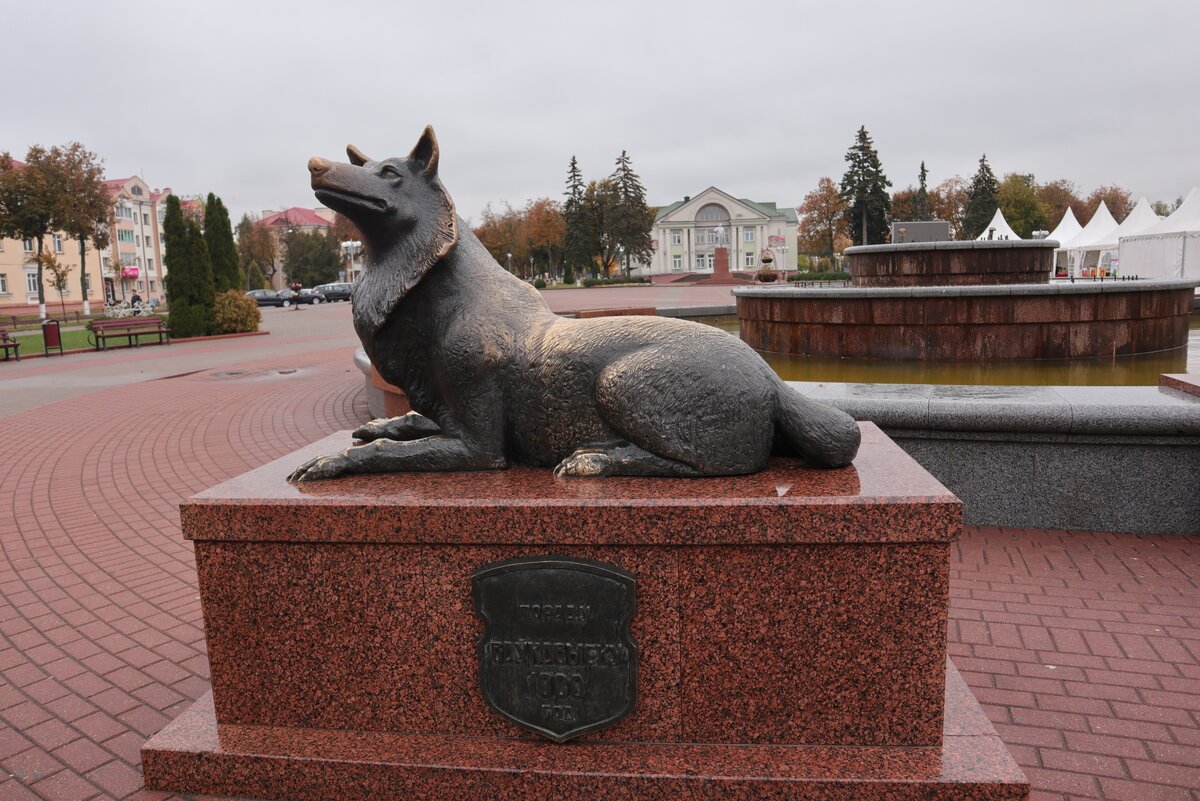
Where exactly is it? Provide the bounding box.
[844,239,1060,255]
[732,277,1200,299]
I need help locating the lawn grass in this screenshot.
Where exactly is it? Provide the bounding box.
[11,328,95,353]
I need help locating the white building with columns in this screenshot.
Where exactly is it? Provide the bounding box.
[639,187,798,275]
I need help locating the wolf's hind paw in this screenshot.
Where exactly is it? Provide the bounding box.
[554,451,614,477]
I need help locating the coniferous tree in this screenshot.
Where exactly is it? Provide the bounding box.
[562,156,588,283]
[203,193,242,292]
[608,150,654,276]
[914,162,932,220]
[838,126,892,246]
[163,195,215,337]
[962,154,1000,239]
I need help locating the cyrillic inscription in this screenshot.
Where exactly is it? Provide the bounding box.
[472,557,637,743]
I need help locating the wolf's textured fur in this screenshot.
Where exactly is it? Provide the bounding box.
[289,126,860,481]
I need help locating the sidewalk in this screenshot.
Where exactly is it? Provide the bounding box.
[0,297,1197,800]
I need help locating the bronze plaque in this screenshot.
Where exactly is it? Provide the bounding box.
[472,556,637,742]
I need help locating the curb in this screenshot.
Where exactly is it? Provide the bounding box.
[7,330,269,361]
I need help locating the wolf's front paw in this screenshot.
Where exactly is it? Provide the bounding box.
[554,451,614,477]
[352,418,391,442]
[288,452,353,482]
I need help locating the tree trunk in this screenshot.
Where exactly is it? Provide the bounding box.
[861,212,867,247]
[79,236,91,316]
[36,236,46,319]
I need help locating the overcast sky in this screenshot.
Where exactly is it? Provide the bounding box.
[2,1,1197,226]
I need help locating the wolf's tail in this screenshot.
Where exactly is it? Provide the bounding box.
[773,378,861,468]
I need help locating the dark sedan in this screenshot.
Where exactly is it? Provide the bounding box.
[280,288,326,305]
[246,289,288,307]
[314,282,352,302]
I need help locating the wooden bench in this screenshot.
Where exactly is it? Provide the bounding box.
[0,327,19,361]
[91,317,172,351]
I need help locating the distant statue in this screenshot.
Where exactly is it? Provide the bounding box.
[289,127,860,481]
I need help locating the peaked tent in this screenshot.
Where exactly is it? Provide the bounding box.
[1047,208,1083,276]
[975,208,1021,240]
[1059,202,1118,275]
[1118,187,1200,278]
[1093,197,1160,274]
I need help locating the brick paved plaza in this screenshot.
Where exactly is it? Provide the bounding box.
[1,299,1197,800]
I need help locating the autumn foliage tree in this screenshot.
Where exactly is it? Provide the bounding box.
[797,177,848,266]
[1036,179,1087,230]
[997,173,1048,239]
[0,146,61,317]
[283,229,341,287]
[524,198,566,277]
[1086,185,1133,224]
[235,214,276,290]
[54,142,111,315]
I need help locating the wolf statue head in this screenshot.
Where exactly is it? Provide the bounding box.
[307,125,458,333]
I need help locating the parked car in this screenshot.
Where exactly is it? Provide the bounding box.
[278,288,326,305]
[246,289,288,307]
[314,282,353,302]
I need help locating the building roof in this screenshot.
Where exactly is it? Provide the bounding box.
[261,207,332,228]
[655,190,797,224]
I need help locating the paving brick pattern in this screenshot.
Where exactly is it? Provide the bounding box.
[1,340,1198,800]
[953,528,1200,800]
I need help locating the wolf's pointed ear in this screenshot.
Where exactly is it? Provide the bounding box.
[346,145,370,166]
[410,125,440,176]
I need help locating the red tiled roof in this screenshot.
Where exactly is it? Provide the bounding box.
[261,207,331,228]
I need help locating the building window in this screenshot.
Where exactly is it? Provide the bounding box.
[672,255,682,271]
[745,252,757,268]
[23,238,34,252]
[149,280,156,292]
[136,280,144,291]
[670,229,682,245]
[147,258,153,273]
[707,253,715,270]
[26,271,39,294]
[53,234,63,252]
[695,254,705,270]
[131,185,143,196]
[102,256,110,270]
[117,229,135,244]
[143,213,150,225]
[0,273,7,293]
[743,229,755,242]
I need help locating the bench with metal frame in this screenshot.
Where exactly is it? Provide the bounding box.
[90,317,172,351]
[0,327,19,361]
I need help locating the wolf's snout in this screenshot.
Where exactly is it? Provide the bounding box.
[308,156,331,176]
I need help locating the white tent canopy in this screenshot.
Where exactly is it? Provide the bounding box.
[1062,201,1118,252]
[975,208,1021,240]
[1047,207,1082,246]
[1118,186,1200,278]
[1094,196,1160,253]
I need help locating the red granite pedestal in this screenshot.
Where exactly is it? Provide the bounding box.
[143,423,1028,800]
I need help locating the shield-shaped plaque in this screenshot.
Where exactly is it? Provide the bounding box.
[472,556,637,742]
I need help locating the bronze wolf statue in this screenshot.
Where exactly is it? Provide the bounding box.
[289,126,860,481]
